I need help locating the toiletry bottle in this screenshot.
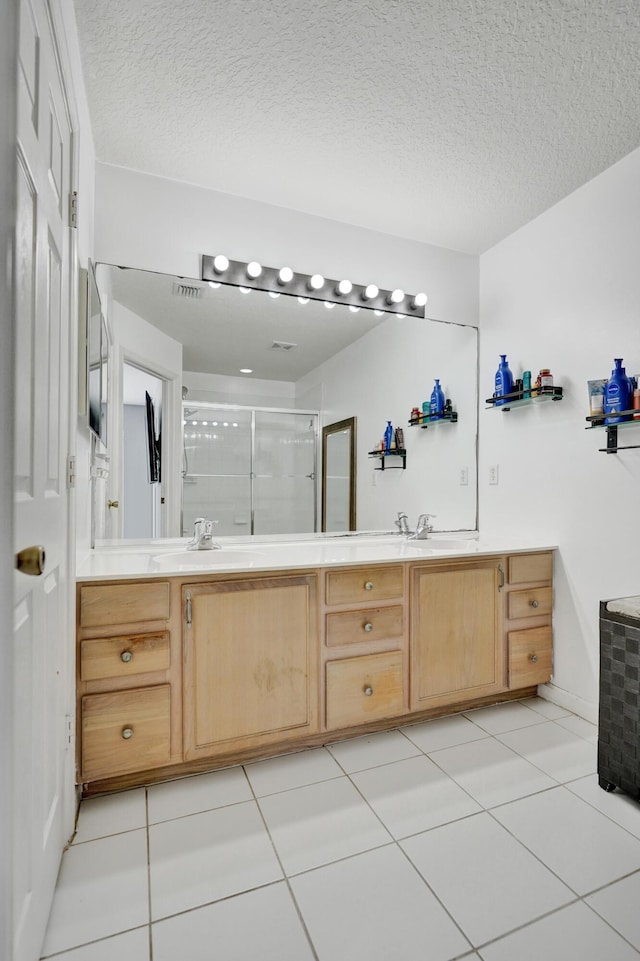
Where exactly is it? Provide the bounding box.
[422,400,429,423]
[430,379,445,419]
[633,385,640,420]
[494,355,513,406]
[604,358,632,424]
[384,420,393,451]
[539,368,553,389]
[522,370,531,399]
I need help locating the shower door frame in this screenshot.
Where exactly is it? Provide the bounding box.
[181,401,320,536]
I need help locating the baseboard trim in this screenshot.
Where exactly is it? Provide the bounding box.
[537,682,598,724]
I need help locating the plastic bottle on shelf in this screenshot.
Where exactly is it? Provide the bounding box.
[604,358,632,425]
[384,420,393,451]
[494,355,513,406]
[430,379,445,419]
[522,370,531,399]
[633,385,640,420]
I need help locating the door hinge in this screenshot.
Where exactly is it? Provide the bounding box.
[69,191,78,228]
[67,454,76,489]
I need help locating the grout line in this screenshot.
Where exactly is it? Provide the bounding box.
[39,925,151,959]
[145,787,153,961]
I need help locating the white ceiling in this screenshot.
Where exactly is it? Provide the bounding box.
[73,0,640,254]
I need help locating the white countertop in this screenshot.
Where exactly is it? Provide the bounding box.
[76,532,558,581]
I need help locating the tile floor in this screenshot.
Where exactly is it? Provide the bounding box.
[41,697,640,961]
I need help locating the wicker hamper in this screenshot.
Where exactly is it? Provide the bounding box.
[598,598,640,800]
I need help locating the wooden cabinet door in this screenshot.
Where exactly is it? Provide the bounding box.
[183,574,318,760]
[411,560,506,711]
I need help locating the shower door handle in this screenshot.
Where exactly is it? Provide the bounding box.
[305,472,316,480]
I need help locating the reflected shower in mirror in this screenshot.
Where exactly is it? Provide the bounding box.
[322,418,356,532]
[94,263,479,540]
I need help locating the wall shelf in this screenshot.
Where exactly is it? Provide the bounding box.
[485,385,563,411]
[585,410,640,453]
[367,449,407,470]
[408,410,458,428]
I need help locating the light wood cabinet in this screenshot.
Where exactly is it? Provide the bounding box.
[326,652,404,729]
[410,559,506,711]
[183,573,319,761]
[504,551,553,688]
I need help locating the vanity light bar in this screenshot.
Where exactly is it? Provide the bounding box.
[201,255,427,318]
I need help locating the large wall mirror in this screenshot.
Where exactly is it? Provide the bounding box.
[94,263,478,541]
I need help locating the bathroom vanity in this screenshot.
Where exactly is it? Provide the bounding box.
[75,536,555,794]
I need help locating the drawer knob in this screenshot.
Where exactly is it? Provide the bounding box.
[120,650,133,663]
[121,727,134,739]
[530,599,539,609]
[363,622,373,633]
[364,581,374,591]
[529,653,539,663]
[364,685,373,696]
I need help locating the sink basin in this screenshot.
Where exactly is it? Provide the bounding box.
[152,549,267,570]
[406,538,478,552]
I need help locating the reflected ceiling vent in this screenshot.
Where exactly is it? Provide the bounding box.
[270,341,298,351]
[172,282,203,299]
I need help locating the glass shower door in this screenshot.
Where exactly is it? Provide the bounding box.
[253,411,317,534]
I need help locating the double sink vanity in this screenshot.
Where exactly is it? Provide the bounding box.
[75,532,555,795]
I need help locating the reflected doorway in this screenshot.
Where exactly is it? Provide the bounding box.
[122,362,164,538]
[322,417,356,532]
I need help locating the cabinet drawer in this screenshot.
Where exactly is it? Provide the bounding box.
[81,685,171,780]
[326,605,403,648]
[79,581,170,628]
[326,567,403,607]
[508,587,552,621]
[508,553,552,585]
[80,631,170,682]
[509,627,552,687]
[326,651,403,729]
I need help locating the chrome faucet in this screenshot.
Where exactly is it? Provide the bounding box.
[187,517,221,551]
[394,511,411,535]
[408,513,436,540]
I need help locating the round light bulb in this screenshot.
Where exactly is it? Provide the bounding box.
[374,310,385,317]
[349,305,361,313]
[268,291,280,298]
[239,286,251,294]
[212,254,229,274]
[223,422,229,427]
[247,261,262,279]
[324,301,336,309]
[208,280,221,289]
[397,313,406,319]
[191,420,197,426]
[239,368,253,374]
[278,266,293,284]
[308,273,324,291]
[412,292,428,308]
[232,422,238,427]
[298,296,310,305]
[389,288,405,304]
[212,421,219,426]
[337,279,352,295]
[363,284,379,300]
[202,421,208,426]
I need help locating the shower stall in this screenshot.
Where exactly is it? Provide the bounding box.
[182,402,319,537]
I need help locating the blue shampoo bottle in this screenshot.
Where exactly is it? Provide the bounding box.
[604,358,632,424]
[494,355,513,406]
[430,379,445,419]
[384,420,393,451]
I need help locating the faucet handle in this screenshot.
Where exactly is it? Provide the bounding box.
[417,513,436,530]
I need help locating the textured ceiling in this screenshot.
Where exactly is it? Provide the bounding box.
[74,0,640,253]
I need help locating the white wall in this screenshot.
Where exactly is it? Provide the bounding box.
[479,145,640,719]
[183,370,297,410]
[94,163,478,328]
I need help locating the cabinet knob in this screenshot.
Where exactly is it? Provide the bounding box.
[107,499,119,509]
[364,685,373,696]
[363,622,373,633]
[120,650,133,663]
[364,581,374,591]
[530,599,539,609]
[529,653,539,663]
[121,727,134,739]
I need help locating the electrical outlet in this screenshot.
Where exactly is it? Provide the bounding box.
[489,464,499,485]
[459,467,468,486]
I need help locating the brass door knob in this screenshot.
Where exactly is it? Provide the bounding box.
[120,651,133,663]
[363,623,373,632]
[108,500,119,509]
[121,727,134,739]
[15,545,45,576]
[364,686,373,696]
[364,581,374,591]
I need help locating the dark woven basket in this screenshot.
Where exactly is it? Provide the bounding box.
[598,600,640,801]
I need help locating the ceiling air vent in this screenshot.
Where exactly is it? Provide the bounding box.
[270,341,298,351]
[172,282,203,299]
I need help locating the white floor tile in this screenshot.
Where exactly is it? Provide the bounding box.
[401,812,573,946]
[430,736,556,808]
[326,729,420,772]
[400,713,488,753]
[586,871,640,951]
[41,927,150,961]
[72,789,147,844]
[566,774,640,839]
[351,754,481,839]
[554,712,598,742]
[478,901,640,961]
[152,882,315,961]
[258,776,391,875]
[291,844,470,961]
[463,700,546,735]
[245,747,343,796]
[518,696,571,720]
[492,787,640,895]
[497,721,597,781]
[149,800,282,920]
[147,767,252,824]
[41,830,149,957]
